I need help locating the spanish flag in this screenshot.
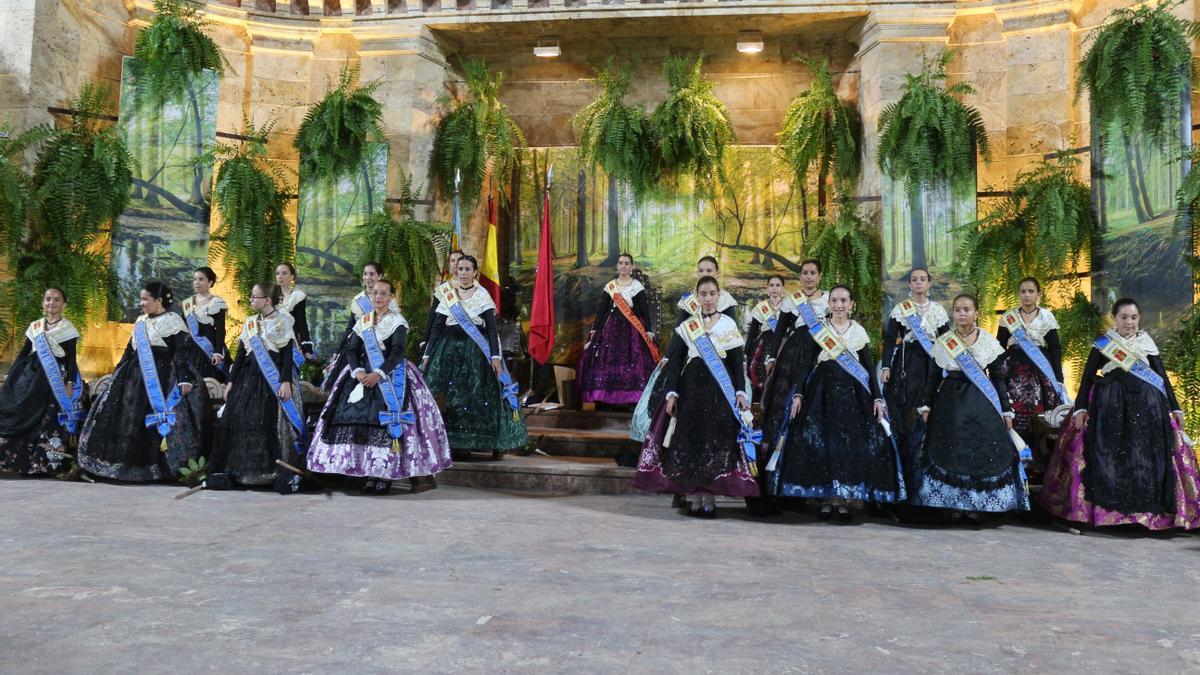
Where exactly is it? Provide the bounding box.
[480,194,502,312]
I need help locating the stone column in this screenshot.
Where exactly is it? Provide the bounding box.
[356,26,449,218]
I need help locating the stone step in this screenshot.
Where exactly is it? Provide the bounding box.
[523,406,633,433]
[438,455,636,495]
[525,427,642,458]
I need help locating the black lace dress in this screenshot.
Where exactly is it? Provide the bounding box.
[771,322,903,503]
[760,292,827,446]
[78,313,208,482]
[0,320,81,475]
[882,299,949,455]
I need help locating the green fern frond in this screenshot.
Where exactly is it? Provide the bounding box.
[294,64,385,184]
[131,0,226,109]
[803,198,884,351]
[1078,0,1195,150]
[430,58,526,210]
[777,59,862,200]
[650,54,735,195]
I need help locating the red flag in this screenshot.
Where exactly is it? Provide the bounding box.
[480,195,502,312]
[528,185,555,364]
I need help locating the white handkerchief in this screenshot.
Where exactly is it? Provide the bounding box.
[348,383,365,403]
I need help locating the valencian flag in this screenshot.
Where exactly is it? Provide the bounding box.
[480,194,502,311]
[528,167,555,364]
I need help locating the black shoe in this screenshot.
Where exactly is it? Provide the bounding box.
[671,494,688,509]
[818,504,833,521]
[700,505,717,519]
[687,501,704,518]
[361,479,377,494]
[374,480,392,496]
[964,512,984,528]
[836,505,852,523]
[949,510,964,526]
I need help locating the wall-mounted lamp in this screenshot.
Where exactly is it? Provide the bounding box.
[534,36,561,58]
[736,30,764,54]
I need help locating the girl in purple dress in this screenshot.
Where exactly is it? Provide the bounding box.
[578,253,658,407]
[308,280,452,494]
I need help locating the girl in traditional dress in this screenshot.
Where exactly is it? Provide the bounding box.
[911,294,1028,525]
[881,267,949,472]
[1040,298,1200,530]
[422,255,527,457]
[745,274,796,400]
[633,276,759,518]
[210,283,305,487]
[631,255,737,443]
[181,266,229,383]
[770,285,903,521]
[578,253,658,407]
[275,263,313,365]
[0,288,83,476]
[78,282,208,482]
[308,280,452,494]
[994,277,1066,480]
[760,259,828,448]
[421,250,463,352]
[325,262,401,390]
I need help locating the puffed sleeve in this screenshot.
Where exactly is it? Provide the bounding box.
[1044,329,1065,383]
[60,338,79,384]
[996,324,1012,351]
[212,308,228,358]
[292,299,313,357]
[1149,354,1181,412]
[661,332,687,398]
[1073,348,1103,413]
[481,309,502,360]
[382,326,409,375]
[882,317,902,370]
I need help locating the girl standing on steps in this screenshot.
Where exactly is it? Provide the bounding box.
[77,281,208,482]
[324,262,401,390]
[759,259,828,450]
[769,285,903,522]
[909,294,1029,525]
[745,274,796,401]
[0,287,84,476]
[578,253,658,409]
[1040,298,1200,530]
[631,255,738,443]
[994,277,1067,481]
[211,283,304,487]
[422,255,527,459]
[275,263,314,372]
[181,266,229,384]
[633,276,759,518]
[308,279,451,495]
[881,267,949,482]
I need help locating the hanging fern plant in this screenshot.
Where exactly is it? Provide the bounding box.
[650,53,735,191]
[358,173,451,358]
[132,0,225,107]
[206,120,295,310]
[294,65,384,183]
[877,49,989,200]
[0,120,53,345]
[957,155,1096,313]
[431,58,525,210]
[802,198,883,348]
[1056,291,1105,372]
[1077,0,1197,149]
[0,83,132,345]
[572,57,658,201]
[777,59,861,215]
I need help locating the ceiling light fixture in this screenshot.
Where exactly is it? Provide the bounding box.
[534,36,561,58]
[737,29,764,54]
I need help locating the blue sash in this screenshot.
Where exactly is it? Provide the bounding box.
[751,300,778,333]
[438,284,520,411]
[354,293,372,316]
[245,317,307,453]
[30,321,81,434]
[795,299,823,332]
[1001,310,1067,402]
[897,300,936,357]
[811,324,871,393]
[133,321,183,439]
[183,301,226,375]
[1094,334,1169,400]
[361,316,415,439]
[682,317,761,465]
